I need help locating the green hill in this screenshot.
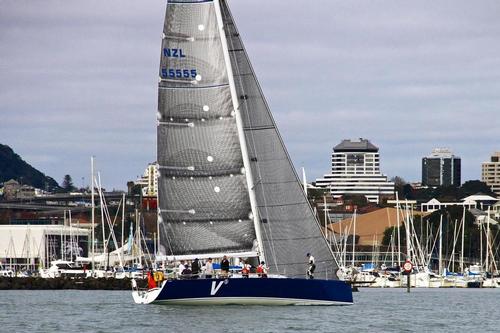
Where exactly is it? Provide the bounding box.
[0,144,60,190]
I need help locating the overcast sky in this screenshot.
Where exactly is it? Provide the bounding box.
[1,0,499,190]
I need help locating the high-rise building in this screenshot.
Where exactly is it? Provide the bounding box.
[482,152,500,196]
[422,148,461,187]
[315,138,395,204]
[135,162,158,197]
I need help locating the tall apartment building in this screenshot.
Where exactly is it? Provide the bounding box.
[135,162,158,197]
[315,138,395,204]
[422,148,461,187]
[482,152,500,196]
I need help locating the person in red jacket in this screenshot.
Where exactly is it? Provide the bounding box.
[147,269,157,289]
[241,260,250,278]
[256,261,268,278]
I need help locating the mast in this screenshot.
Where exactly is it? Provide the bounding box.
[460,205,465,273]
[136,209,141,266]
[62,210,66,261]
[121,192,125,266]
[91,156,95,276]
[351,208,357,267]
[97,173,107,270]
[450,218,455,271]
[404,202,411,261]
[156,192,160,257]
[323,196,328,243]
[486,206,490,273]
[69,210,73,260]
[396,192,401,266]
[213,0,265,263]
[302,167,308,196]
[438,214,443,276]
[480,217,483,271]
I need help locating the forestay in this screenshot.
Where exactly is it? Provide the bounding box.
[219,0,339,278]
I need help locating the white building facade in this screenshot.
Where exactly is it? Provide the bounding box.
[135,162,159,197]
[0,225,89,270]
[315,138,395,204]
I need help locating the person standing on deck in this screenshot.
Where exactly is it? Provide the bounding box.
[306,253,316,279]
[257,261,268,278]
[147,269,157,289]
[241,260,250,278]
[191,258,200,279]
[177,260,186,278]
[220,255,230,278]
[204,258,214,279]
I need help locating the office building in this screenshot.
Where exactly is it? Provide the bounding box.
[315,138,395,204]
[481,152,500,196]
[422,148,461,187]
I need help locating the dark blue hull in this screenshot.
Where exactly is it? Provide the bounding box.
[133,278,353,305]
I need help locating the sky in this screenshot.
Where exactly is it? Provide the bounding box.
[1,0,499,190]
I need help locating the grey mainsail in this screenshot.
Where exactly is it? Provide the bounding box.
[157,0,338,279]
[219,0,338,278]
[157,0,256,256]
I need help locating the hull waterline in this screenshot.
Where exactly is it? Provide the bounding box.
[133,278,353,306]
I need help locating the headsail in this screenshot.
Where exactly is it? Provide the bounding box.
[157,0,256,257]
[219,0,339,278]
[158,0,339,279]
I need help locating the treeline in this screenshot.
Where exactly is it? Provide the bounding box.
[394,178,496,202]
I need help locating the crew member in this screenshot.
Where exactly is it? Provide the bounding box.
[306,253,316,279]
[191,258,200,279]
[147,269,157,289]
[241,260,250,278]
[204,258,214,279]
[178,260,186,277]
[257,261,268,278]
[220,255,230,278]
[181,264,192,279]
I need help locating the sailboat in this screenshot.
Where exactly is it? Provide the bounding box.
[132,0,352,305]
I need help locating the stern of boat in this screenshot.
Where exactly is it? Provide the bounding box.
[132,280,164,304]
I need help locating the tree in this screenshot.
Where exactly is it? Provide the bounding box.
[461,180,496,197]
[307,187,329,201]
[342,194,369,208]
[61,174,75,192]
[391,176,407,198]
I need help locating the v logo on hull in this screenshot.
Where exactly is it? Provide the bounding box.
[210,281,224,295]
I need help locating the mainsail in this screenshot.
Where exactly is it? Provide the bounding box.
[157,0,256,257]
[158,0,338,279]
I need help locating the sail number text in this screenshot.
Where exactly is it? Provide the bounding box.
[161,48,197,79]
[163,48,186,58]
[161,68,198,79]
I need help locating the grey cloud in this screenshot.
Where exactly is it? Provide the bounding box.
[1,0,499,189]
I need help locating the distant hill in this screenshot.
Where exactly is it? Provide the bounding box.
[0,144,60,190]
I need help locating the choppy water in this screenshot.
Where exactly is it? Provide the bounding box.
[0,288,498,332]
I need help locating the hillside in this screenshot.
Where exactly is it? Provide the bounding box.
[0,144,59,190]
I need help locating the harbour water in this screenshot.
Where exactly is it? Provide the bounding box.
[0,288,497,332]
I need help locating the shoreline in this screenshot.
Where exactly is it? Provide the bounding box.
[0,277,146,290]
